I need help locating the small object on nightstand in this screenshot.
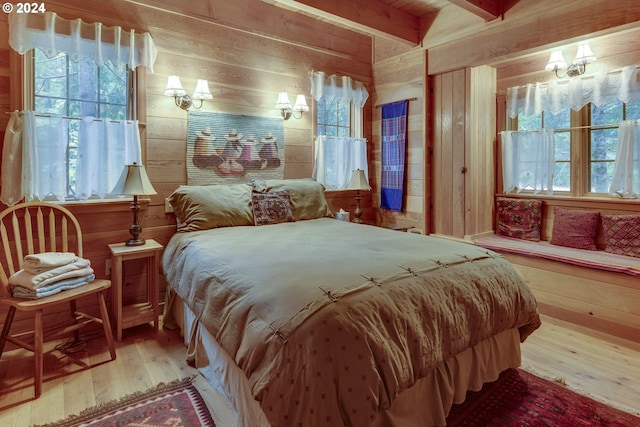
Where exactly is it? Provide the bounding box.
[336,209,350,222]
[347,169,371,223]
[108,239,163,341]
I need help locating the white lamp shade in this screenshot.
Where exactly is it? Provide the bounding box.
[293,94,309,112]
[574,43,596,65]
[111,163,157,196]
[347,169,371,191]
[545,50,567,71]
[164,75,186,97]
[193,79,213,100]
[275,92,292,109]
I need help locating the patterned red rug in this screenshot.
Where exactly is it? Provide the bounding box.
[446,368,640,426]
[34,377,215,427]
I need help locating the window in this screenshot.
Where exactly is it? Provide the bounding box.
[513,99,640,196]
[316,96,351,137]
[517,109,570,192]
[31,49,131,198]
[311,71,369,189]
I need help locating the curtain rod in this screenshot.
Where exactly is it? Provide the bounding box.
[375,97,418,108]
[5,111,136,124]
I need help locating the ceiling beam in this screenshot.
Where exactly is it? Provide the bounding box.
[264,0,420,45]
[447,0,502,21]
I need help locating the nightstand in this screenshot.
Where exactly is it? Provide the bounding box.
[108,239,164,341]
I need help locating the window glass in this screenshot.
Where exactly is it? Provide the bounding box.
[33,49,130,197]
[626,99,640,120]
[589,128,618,193]
[590,103,621,193]
[317,96,350,137]
[517,113,541,130]
[553,132,571,191]
[518,109,570,192]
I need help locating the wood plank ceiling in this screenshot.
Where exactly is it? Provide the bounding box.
[264,0,640,90]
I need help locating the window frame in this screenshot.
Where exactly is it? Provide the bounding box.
[507,101,636,199]
[20,49,143,202]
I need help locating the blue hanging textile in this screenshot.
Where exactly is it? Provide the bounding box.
[380,100,408,211]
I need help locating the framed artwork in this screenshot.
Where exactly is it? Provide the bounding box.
[186,111,285,185]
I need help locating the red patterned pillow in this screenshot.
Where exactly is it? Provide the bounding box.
[496,197,543,241]
[602,214,640,258]
[252,190,295,226]
[549,207,600,250]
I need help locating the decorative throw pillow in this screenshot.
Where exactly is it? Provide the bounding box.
[549,207,600,250]
[262,178,333,221]
[168,184,254,232]
[602,214,640,258]
[252,190,295,226]
[496,197,543,241]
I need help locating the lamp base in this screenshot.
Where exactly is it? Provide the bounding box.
[125,237,146,247]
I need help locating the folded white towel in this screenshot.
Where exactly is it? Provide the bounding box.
[11,274,95,299]
[22,256,90,275]
[23,252,78,270]
[9,260,94,290]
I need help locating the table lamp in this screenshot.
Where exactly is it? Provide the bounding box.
[111,162,157,246]
[347,169,371,223]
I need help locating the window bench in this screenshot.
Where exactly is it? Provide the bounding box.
[475,234,640,343]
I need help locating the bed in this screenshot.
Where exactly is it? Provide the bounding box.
[162,179,541,427]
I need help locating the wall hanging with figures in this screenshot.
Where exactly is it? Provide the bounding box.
[186,111,285,185]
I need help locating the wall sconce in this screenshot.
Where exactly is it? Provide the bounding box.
[164,75,212,110]
[276,92,309,120]
[545,43,596,78]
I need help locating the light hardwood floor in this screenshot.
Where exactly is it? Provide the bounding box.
[0,315,638,426]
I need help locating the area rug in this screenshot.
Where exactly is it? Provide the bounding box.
[33,377,215,427]
[446,368,640,426]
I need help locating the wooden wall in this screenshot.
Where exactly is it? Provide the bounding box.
[371,49,428,233]
[0,0,373,337]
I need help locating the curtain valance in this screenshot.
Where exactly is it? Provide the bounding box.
[507,65,640,118]
[311,71,369,108]
[9,11,157,71]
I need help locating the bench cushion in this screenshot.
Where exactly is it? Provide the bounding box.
[475,234,640,276]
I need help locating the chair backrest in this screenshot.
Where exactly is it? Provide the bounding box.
[0,202,83,296]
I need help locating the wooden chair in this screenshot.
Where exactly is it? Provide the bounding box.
[0,202,116,398]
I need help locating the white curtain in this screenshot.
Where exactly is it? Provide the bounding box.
[9,11,157,71]
[313,136,368,190]
[501,129,555,194]
[507,65,640,118]
[311,71,369,109]
[0,111,141,204]
[76,118,142,199]
[0,111,23,205]
[22,111,68,202]
[609,120,640,198]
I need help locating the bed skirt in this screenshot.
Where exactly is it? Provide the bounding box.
[166,293,522,427]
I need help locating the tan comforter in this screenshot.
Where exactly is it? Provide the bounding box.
[163,218,540,427]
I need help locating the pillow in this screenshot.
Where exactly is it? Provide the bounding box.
[496,197,543,241]
[261,178,333,221]
[602,214,640,258]
[168,184,253,232]
[549,207,600,250]
[252,190,295,226]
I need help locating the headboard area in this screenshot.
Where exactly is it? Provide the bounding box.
[167,178,333,232]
